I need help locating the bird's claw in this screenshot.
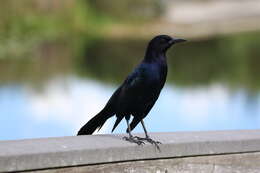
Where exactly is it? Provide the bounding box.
[133,136,161,150]
[123,136,145,145]
[133,136,161,144]
[146,138,162,145]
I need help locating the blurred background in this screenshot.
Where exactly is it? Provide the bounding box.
[1,0,260,140]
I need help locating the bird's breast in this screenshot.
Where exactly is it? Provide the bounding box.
[145,63,167,85]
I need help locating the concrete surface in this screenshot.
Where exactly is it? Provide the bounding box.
[0,130,260,172]
[27,152,260,173]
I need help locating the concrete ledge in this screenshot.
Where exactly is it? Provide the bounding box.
[0,130,260,172]
[26,152,260,173]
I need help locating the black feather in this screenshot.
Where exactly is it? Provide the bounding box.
[77,35,186,135]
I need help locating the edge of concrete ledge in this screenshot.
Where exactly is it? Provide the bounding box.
[0,129,260,172]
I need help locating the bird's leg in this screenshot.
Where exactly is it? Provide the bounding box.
[134,120,161,149]
[123,119,144,145]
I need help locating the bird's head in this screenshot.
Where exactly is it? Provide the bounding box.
[145,35,186,58]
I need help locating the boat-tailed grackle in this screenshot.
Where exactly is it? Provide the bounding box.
[77,35,186,148]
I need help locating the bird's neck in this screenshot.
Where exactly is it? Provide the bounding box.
[144,50,166,62]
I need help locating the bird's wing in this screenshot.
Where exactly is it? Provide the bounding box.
[110,67,146,132]
[114,64,147,111]
[123,64,146,91]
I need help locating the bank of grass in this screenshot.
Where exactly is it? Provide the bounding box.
[0,0,110,59]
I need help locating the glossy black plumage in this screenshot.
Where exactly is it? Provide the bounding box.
[77,35,186,137]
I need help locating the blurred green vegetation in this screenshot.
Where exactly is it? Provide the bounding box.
[89,0,163,22]
[169,33,260,91]
[0,0,110,59]
[0,0,112,87]
[78,32,260,91]
[0,0,260,92]
[0,0,162,59]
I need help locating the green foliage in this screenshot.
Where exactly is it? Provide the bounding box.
[1,0,260,92]
[77,32,260,91]
[89,0,163,22]
[0,0,108,59]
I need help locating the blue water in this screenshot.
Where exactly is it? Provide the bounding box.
[1,76,259,140]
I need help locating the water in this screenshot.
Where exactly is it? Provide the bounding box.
[1,33,260,140]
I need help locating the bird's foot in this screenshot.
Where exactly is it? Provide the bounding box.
[123,136,145,145]
[133,136,161,150]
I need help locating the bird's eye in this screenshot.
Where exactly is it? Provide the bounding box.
[161,38,168,43]
[164,37,172,42]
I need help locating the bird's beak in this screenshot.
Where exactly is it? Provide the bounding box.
[167,37,187,49]
[172,38,187,44]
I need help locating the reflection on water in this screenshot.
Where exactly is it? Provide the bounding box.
[1,32,260,140]
[0,76,259,140]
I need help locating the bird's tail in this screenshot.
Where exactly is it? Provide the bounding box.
[77,107,114,135]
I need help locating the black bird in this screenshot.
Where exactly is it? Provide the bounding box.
[77,35,186,145]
